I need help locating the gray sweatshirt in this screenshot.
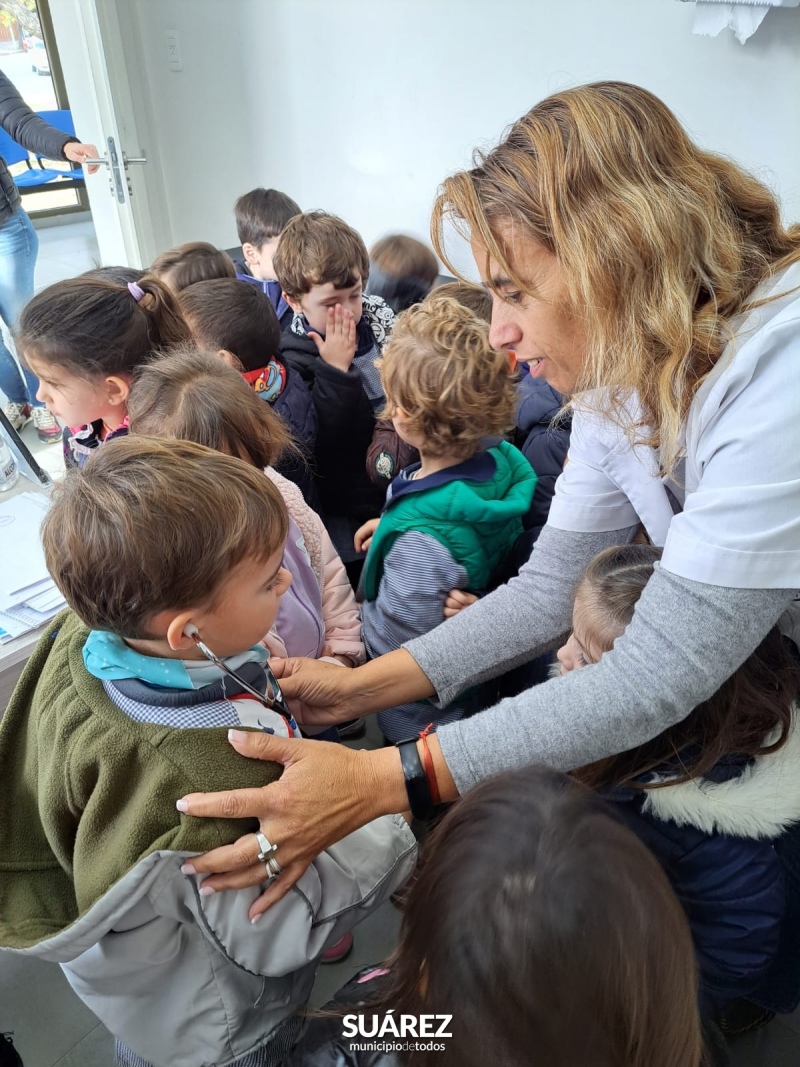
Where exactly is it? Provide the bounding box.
[405,523,796,792]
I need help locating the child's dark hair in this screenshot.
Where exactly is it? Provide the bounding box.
[379,766,703,1067]
[17,275,190,380]
[368,234,439,314]
[82,265,145,286]
[273,210,369,301]
[127,345,294,469]
[572,544,798,790]
[179,279,281,372]
[150,242,236,293]
[235,187,301,247]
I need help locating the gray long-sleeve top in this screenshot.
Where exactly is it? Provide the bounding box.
[405,523,795,792]
[0,69,75,223]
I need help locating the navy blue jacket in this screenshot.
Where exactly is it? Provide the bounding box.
[233,260,294,330]
[513,375,571,536]
[271,363,317,452]
[270,364,319,507]
[603,740,800,1016]
[492,377,571,586]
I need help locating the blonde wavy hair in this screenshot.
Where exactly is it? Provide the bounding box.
[431,81,800,475]
[378,295,517,460]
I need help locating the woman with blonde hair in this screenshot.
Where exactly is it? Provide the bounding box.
[173,83,800,944]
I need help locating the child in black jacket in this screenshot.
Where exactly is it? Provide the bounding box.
[275,211,395,577]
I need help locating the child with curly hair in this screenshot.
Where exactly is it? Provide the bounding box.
[358,296,536,741]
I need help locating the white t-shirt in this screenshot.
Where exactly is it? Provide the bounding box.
[548,261,800,632]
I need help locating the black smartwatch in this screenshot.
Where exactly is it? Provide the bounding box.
[396,737,434,820]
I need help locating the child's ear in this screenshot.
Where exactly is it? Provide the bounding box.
[241,241,258,266]
[218,349,243,371]
[166,612,199,652]
[283,292,303,316]
[106,375,131,406]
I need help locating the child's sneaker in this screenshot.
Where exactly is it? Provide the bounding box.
[31,407,61,444]
[320,932,354,964]
[2,402,31,432]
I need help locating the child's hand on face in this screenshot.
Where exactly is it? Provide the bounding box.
[354,517,380,554]
[444,589,479,618]
[308,304,357,372]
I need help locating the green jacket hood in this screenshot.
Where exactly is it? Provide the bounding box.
[0,610,281,950]
[363,442,536,600]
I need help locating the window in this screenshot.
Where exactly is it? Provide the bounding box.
[0,0,88,216]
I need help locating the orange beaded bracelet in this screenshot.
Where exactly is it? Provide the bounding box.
[419,723,441,806]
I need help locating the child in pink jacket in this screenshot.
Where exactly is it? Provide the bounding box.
[126,348,365,706]
[264,467,366,673]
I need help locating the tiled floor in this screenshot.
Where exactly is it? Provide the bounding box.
[33,218,101,290]
[4,220,800,1064]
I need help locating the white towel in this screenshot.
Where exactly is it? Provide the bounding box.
[680,0,799,43]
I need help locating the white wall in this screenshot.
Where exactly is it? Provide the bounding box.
[103,0,800,262]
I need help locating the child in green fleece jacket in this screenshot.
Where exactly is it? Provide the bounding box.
[356,296,537,742]
[0,437,415,1067]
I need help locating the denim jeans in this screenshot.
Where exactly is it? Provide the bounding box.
[0,206,40,407]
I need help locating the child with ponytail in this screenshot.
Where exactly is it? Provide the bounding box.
[16,274,189,468]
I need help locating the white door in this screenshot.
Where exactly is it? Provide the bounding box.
[47,0,167,268]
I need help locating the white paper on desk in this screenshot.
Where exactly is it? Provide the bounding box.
[0,493,50,603]
[25,589,64,612]
[2,603,61,628]
[10,577,52,601]
[0,610,31,638]
[24,580,61,603]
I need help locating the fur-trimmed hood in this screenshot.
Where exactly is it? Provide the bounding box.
[642,710,800,839]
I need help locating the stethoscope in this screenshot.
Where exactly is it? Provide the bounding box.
[184,624,292,723]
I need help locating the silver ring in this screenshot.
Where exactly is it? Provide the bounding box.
[255,831,278,862]
[265,856,282,878]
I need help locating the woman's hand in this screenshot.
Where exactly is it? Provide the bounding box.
[309,304,357,372]
[275,648,437,719]
[270,655,359,726]
[64,141,100,174]
[354,517,380,554]
[177,730,406,921]
[444,589,479,618]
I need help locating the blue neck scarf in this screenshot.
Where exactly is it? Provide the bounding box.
[83,630,269,691]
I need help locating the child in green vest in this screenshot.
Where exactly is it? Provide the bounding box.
[357,295,537,742]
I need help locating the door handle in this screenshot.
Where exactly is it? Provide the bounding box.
[89,155,148,167]
[97,136,147,204]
